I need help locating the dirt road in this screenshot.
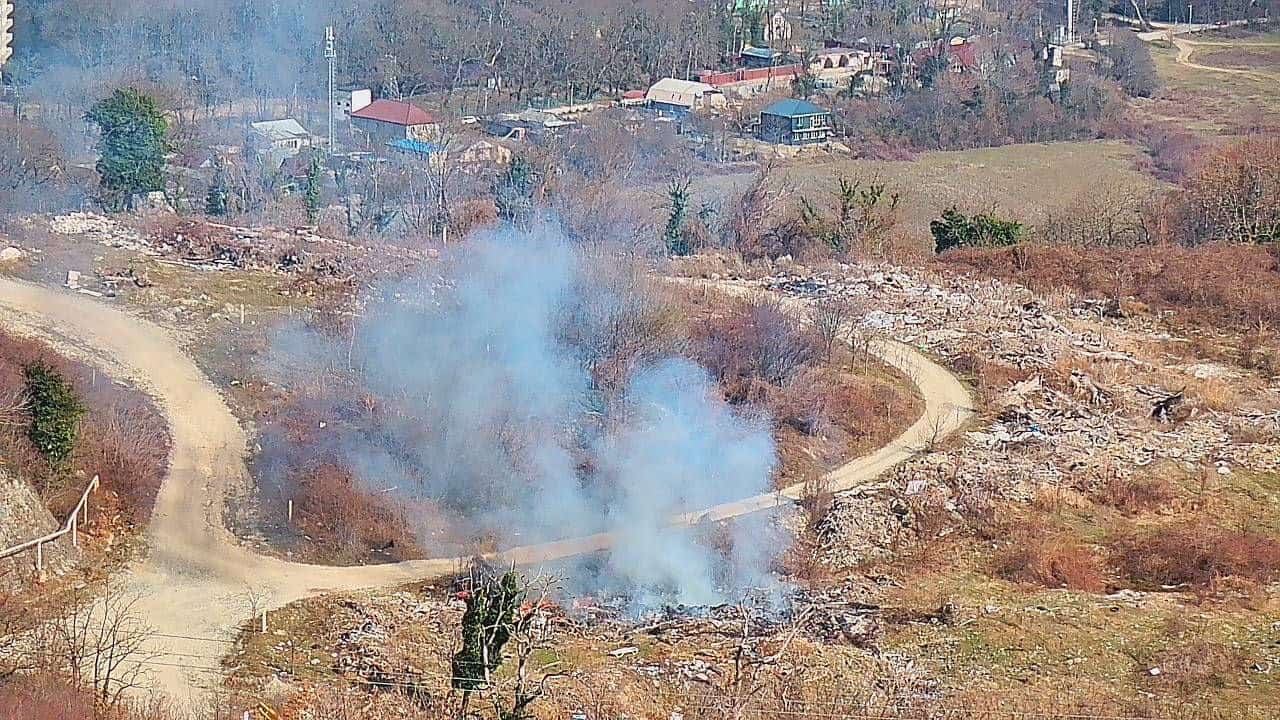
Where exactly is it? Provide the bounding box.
[1170,36,1278,79]
[0,276,971,706]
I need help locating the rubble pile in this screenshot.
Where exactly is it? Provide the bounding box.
[742,263,1280,557]
[44,213,424,283]
[49,212,155,255]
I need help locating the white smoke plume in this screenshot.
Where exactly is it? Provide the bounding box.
[262,222,786,606]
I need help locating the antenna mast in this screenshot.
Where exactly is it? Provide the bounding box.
[325,25,337,152]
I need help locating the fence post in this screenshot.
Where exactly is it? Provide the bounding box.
[70,513,77,548]
[35,541,42,573]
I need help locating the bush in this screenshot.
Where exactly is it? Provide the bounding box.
[289,462,424,564]
[1109,521,1280,589]
[1179,136,1280,245]
[23,361,85,467]
[994,521,1107,592]
[1092,474,1177,515]
[940,242,1280,331]
[932,207,1024,253]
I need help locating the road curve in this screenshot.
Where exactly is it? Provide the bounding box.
[0,276,972,705]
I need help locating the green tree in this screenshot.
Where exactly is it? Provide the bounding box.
[665,178,693,256]
[23,361,85,467]
[931,206,1024,253]
[494,156,538,227]
[452,570,523,692]
[84,88,170,212]
[304,154,323,225]
[205,162,229,217]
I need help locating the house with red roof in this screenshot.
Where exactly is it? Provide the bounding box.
[351,99,441,146]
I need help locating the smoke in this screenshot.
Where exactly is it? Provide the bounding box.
[261,222,785,607]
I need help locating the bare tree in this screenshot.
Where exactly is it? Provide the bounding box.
[812,296,853,361]
[716,603,813,720]
[50,583,161,708]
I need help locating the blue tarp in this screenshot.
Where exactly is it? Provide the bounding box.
[387,138,442,156]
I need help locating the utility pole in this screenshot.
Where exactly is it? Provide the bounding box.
[325,25,337,153]
[0,0,14,85]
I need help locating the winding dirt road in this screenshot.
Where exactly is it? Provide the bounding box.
[1170,36,1278,80]
[0,276,972,706]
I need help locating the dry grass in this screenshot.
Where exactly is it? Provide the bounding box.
[1092,474,1178,516]
[1109,519,1280,590]
[689,141,1161,252]
[1142,35,1280,134]
[993,520,1108,592]
[941,243,1280,332]
[0,675,178,720]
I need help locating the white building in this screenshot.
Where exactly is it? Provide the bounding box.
[645,78,726,114]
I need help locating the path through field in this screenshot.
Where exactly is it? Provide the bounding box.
[0,276,972,707]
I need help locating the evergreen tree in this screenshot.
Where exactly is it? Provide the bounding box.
[494,156,538,227]
[451,570,524,692]
[665,178,693,256]
[23,361,85,467]
[304,154,323,225]
[84,88,170,212]
[206,163,229,217]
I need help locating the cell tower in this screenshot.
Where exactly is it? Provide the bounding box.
[325,25,337,152]
[1,0,15,85]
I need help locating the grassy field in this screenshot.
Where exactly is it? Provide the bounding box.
[1143,32,1280,134]
[690,140,1162,250]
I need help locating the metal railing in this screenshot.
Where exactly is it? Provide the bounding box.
[0,474,99,573]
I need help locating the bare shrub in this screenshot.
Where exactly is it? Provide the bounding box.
[1109,520,1280,589]
[289,463,424,564]
[692,297,820,389]
[0,329,170,524]
[941,243,1280,332]
[1038,182,1154,248]
[1149,639,1250,696]
[1092,474,1177,515]
[1179,136,1280,245]
[993,520,1107,592]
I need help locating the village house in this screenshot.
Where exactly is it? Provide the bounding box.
[757,98,833,145]
[336,85,373,117]
[351,99,440,146]
[247,119,314,168]
[645,78,726,115]
[811,47,869,73]
[485,108,576,140]
[740,45,787,69]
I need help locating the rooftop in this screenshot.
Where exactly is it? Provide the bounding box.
[249,119,311,143]
[761,98,829,118]
[351,99,439,127]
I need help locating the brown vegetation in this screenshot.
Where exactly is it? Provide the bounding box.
[942,242,1280,331]
[993,520,1108,592]
[1091,474,1178,515]
[0,330,169,526]
[288,463,424,565]
[1109,520,1280,590]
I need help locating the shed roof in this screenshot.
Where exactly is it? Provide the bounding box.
[250,119,311,142]
[761,98,829,117]
[741,46,784,59]
[352,99,439,127]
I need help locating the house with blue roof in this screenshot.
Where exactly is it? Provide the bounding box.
[756,98,833,146]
